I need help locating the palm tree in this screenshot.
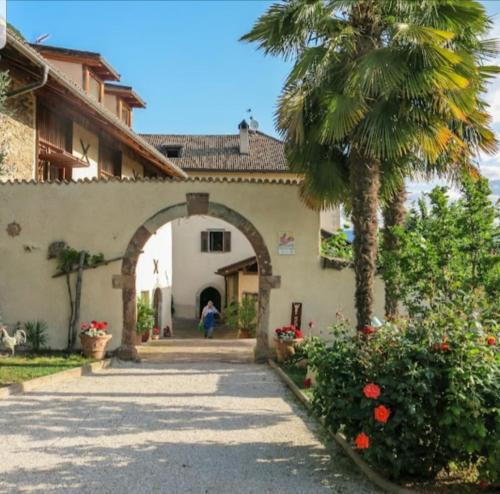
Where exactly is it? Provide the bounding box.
[242,0,497,328]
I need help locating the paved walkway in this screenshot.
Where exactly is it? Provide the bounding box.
[0,361,378,494]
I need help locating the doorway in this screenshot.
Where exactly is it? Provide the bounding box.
[199,286,221,318]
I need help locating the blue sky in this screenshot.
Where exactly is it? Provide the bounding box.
[6,0,500,198]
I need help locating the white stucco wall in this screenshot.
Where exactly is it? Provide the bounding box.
[171,216,254,318]
[136,223,173,331]
[71,123,99,180]
[0,180,385,350]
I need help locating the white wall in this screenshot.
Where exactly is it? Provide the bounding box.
[71,123,99,180]
[171,216,255,318]
[0,180,385,350]
[136,223,173,331]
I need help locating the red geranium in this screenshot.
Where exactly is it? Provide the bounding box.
[363,383,381,400]
[153,327,160,335]
[361,325,375,335]
[355,432,369,449]
[441,342,450,352]
[374,405,391,423]
[487,336,496,346]
[303,378,312,389]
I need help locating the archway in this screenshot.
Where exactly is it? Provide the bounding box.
[117,193,280,362]
[198,286,221,318]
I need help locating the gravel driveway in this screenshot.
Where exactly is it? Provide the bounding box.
[0,361,378,494]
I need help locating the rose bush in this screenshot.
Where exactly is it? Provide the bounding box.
[308,311,499,483]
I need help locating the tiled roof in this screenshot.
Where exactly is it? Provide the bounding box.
[141,131,290,172]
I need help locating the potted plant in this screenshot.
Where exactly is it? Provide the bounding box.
[151,327,161,340]
[136,296,154,345]
[224,296,257,338]
[79,321,112,359]
[274,325,303,363]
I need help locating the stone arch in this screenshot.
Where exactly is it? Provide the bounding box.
[117,194,279,362]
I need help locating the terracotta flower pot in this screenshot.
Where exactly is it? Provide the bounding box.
[274,338,303,363]
[238,328,253,339]
[151,335,160,340]
[80,334,112,360]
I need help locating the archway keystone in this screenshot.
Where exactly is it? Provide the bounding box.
[116,199,279,362]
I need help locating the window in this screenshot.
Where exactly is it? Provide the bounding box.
[163,145,183,158]
[99,142,122,178]
[201,230,231,253]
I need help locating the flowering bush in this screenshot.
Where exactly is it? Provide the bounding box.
[80,321,108,337]
[275,325,303,341]
[308,312,499,483]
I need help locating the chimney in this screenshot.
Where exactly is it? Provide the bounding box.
[238,119,250,155]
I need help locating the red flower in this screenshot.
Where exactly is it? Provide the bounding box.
[361,326,375,335]
[91,320,97,325]
[303,378,312,389]
[478,480,491,489]
[355,432,369,449]
[440,342,450,352]
[374,405,391,423]
[295,330,303,339]
[363,383,381,400]
[487,336,496,346]
[153,327,160,335]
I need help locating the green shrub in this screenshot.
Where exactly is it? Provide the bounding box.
[224,295,257,336]
[136,297,154,334]
[24,320,48,352]
[321,228,352,260]
[309,310,499,483]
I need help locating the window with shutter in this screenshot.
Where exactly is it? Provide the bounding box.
[201,231,209,252]
[223,231,231,252]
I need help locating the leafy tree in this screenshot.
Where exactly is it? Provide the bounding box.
[381,176,499,319]
[242,0,497,328]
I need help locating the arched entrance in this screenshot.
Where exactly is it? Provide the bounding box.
[117,193,280,362]
[198,286,221,318]
[153,287,162,329]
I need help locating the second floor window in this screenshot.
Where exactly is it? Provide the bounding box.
[201,230,231,252]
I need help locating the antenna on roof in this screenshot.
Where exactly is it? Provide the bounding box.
[34,33,50,44]
[245,108,259,131]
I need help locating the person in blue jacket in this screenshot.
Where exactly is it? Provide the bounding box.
[200,301,219,339]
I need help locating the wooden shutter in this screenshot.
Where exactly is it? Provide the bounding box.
[201,231,209,252]
[223,231,232,252]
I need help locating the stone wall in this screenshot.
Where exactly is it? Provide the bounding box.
[0,74,36,181]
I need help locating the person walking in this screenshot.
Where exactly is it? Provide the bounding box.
[200,300,219,339]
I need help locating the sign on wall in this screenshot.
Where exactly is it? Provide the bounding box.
[278,231,295,255]
[291,302,302,329]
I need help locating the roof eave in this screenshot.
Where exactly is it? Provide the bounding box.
[10,33,186,179]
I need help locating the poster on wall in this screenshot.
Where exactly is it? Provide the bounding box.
[291,302,302,329]
[278,231,295,255]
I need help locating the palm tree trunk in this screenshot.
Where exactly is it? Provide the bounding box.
[349,149,380,329]
[382,183,406,320]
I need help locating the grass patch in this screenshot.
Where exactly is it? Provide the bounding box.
[281,363,314,400]
[0,354,92,387]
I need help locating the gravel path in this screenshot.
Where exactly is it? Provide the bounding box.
[0,361,378,494]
